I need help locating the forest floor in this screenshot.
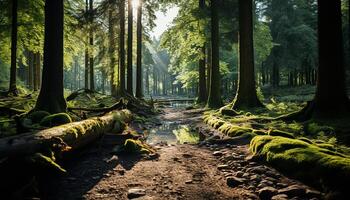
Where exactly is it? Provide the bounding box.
[45,104,322,200]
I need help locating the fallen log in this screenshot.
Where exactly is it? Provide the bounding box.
[67,98,127,113]
[0,109,132,158]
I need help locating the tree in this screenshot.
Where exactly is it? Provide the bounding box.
[286,0,349,120]
[85,0,89,89]
[35,0,67,113]
[136,0,143,98]
[312,0,349,117]
[232,0,263,109]
[109,5,117,97]
[207,0,222,108]
[197,0,207,103]
[119,0,126,94]
[127,0,133,95]
[89,0,95,90]
[8,0,18,95]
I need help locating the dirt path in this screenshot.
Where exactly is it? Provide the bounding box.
[46,106,322,200]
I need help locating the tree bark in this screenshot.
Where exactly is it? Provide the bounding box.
[207,0,222,108]
[8,0,18,95]
[109,7,117,97]
[197,0,207,103]
[119,0,126,95]
[89,0,95,91]
[35,0,67,114]
[84,0,89,89]
[312,0,349,117]
[28,51,34,90]
[233,0,263,109]
[136,0,143,98]
[127,0,134,95]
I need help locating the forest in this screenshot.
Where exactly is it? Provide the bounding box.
[0,0,350,199]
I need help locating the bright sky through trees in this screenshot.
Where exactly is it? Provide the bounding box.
[151,6,179,38]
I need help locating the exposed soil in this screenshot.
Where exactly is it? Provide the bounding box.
[45,105,323,200]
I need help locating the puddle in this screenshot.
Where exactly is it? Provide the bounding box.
[146,100,199,145]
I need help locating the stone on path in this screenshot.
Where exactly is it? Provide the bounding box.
[278,184,306,197]
[127,188,146,199]
[226,176,245,188]
[271,194,289,200]
[258,186,278,200]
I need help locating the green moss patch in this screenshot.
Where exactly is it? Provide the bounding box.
[122,139,155,154]
[40,113,72,127]
[250,135,350,192]
[267,129,295,139]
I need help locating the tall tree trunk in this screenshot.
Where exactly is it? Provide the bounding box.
[145,65,149,95]
[312,0,349,117]
[136,0,143,98]
[84,0,89,89]
[35,0,67,114]
[8,0,18,95]
[109,7,117,97]
[89,0,95,90]
[197,0,207,103]
[28,51,34,90]
[127,0,133,95]
[233,0,262,109]
[206,45,211,95]
[207,0,222,108]
[33,52,38,91]
[119,0,126,94]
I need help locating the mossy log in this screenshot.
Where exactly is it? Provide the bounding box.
[0,109,132,158]
[67,99,127,113]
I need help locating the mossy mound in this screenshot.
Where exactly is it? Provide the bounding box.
[28,111,51,123]
[267,129,295,139]
[306,122,334,135]
[40,113,72,127]
[218,123,253,137]
[250,135,350,193]
[123,139,155,154]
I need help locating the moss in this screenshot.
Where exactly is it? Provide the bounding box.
[250,136,350,192]
[29,153,66,174]
[123,139,155,154]
[40,113,72,127]
[252,129,267,135]
[220,108,240,116]
[306,122,334,135]
[298,137,313,144]
[173,125,199,144]
[268,129,295,139]
[28,111,51,123]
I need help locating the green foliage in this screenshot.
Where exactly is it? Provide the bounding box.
[40,113,72,127]
[250,135,350,192]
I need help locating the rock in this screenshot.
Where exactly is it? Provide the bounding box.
[213,151,223,157]
[271,194,289,200]
[278,185,306,197]
[217,164,230,170]
[185,180,193,184]
[226,176,245,188]
[182,153,192,158]
[250,174,261,182]
[127,188,146,199]
[258,186,278,200]
[235,171,244,177]
[306,189,322,199]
